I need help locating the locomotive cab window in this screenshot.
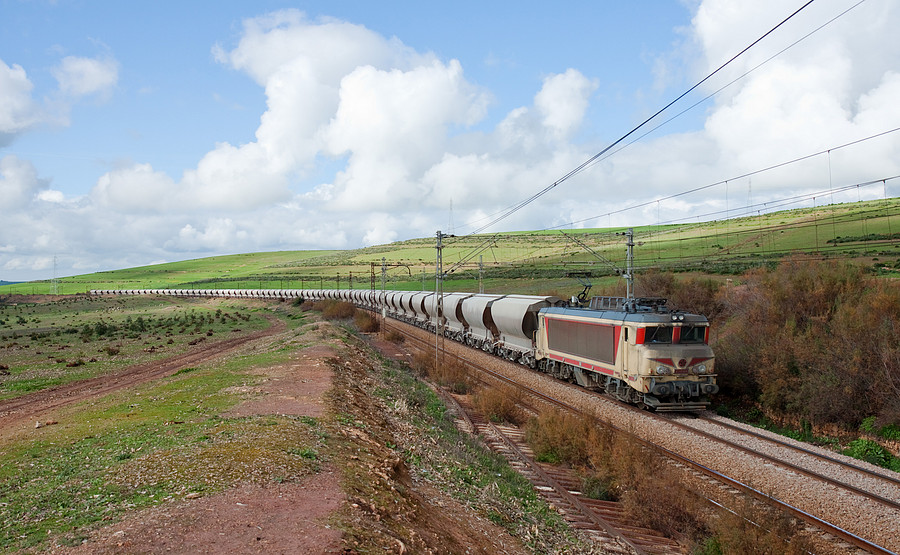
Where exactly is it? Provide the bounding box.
[679,325,707,344]
[645,326,672,344]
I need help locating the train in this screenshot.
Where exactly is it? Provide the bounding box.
[91,287,718,411]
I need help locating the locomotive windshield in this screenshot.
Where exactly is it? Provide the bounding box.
[680,326,707,344]
[645,326,673,343]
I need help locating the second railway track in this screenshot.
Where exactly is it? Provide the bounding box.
[385,319,900,554]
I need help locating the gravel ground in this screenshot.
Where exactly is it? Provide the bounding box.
[398,322,900,553]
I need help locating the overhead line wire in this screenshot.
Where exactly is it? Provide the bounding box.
[548,126,900,232]
[574,0,867,179]
[464,0,816,237]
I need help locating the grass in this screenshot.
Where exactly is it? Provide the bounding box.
[5,197,900,296]
[0,341,325,551]
[0,296,270,401]
[0,296,331,551]
[330,329,591,553]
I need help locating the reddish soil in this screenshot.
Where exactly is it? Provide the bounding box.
[14,315,537,555]
[52,327,345,554]
[0,316,286,442]
[59,477,344,554]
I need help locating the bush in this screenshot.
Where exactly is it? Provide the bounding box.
[353,310,379,333]
[432,357,472,394]
[843,438,900,470]
[473,385,524,425]
[384,329,405,344]
[407,350,433,377]
[714,258,900,428]
[312,300,357,320]
[525,409,592,465]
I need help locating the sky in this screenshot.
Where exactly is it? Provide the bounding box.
[2,0,899,282]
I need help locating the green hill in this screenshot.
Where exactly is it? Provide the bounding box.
[4,197,900,295]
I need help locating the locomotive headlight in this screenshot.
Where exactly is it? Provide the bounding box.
[656,365,672,375]
[693,364,707,375]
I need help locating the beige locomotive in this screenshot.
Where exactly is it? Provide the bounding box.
[535,296,717,411]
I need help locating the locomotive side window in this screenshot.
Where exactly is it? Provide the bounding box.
[645,326,672,343]
[680,325,707,344]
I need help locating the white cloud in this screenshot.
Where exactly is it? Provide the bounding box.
[172,219,247,251]
[5,2,900,282]
[36,189,65,203]
[52,55,118,98]
[534,69,598,140]
[4,256,52,272]
[0,53,119,146]
[0,155,46,209]
[92,163,178,212]
[0,59,38,140]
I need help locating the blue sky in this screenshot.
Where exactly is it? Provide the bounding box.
[2,0,899,281]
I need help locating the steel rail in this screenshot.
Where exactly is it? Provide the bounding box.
[695,415,900,489]
[385,320,896,555]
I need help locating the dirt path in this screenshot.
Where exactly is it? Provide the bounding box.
[54,337,345,555]
[0,315,287,441]
[13,315,566,554]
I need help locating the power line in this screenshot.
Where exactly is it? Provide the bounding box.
[550,126,900,232]
[464,0,817,236]
[575,0,867,178]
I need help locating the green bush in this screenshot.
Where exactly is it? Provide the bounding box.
[843,438,899,471]
[715,258,900,428]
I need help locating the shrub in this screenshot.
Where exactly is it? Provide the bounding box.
[714,258,900,428]
[353,310,379,333]
[317,300,357,320]
[525,409,592,465]
[473,385,524,425]
[436,358,472,394]
[843,438,899,470]
[701,495,813,555]
[410,350,433,377]
[384,329,405,344]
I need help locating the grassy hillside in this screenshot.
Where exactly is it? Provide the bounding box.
[4,197,900,295]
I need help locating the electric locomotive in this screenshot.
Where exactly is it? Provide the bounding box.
[535,296,717,411]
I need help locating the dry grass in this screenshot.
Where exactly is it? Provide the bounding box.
[698,495,814,554]
[525,408,710,540]
[525,409,592,465]
[410,350,433,376]
[432,357,473,394]
[524,408,817,549]
[384,329,405,344]
[353,310,379,333]
[472,385,524,425]
[321,301,357,320]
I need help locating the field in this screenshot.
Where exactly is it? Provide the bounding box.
[0,295,592,553]
[3,198,900,552]
[4,197,900,296]
[0,296,271,400]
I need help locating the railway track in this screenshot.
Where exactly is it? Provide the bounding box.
[393,323,686,553]
[664,413,900,509]
[383,319,899,554]
[437,389,684,554]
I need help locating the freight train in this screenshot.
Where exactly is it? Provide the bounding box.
[91,287,717,411]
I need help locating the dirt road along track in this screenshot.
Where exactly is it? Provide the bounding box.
[0,315,287,439]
